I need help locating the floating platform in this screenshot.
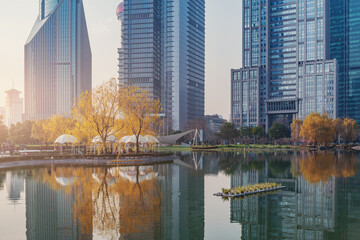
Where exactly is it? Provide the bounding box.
[214,186,285,198]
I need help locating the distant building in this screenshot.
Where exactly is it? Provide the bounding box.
[117,0,205,131]
[25,0,92,120]
[0,107,5,121]
[205,115,226,133]
[4,89,23,127]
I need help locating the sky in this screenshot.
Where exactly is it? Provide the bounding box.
[0,0,242,120]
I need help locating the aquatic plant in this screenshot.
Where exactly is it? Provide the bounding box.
[221,182,282,195]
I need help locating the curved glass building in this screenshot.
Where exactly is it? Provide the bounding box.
[25,0,91,120]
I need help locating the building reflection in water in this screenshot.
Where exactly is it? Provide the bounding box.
[2,151,359,239]
[227,151,360,240]
[22,155,205,240]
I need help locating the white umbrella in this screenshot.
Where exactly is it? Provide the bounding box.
[125,135,147,144]
[118,167,158,183]
[119,136,130,143]
[144,135,159,144]
[55,176,78,186]
[91,135,118,143]
[92,173,118,186]
[55,134,78,144]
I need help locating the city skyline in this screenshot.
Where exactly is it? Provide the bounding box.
[0,0,242,121]
[24,0,92,120]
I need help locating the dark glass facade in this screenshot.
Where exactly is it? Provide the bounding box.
[25,0,91,120]
[330,0,360,122]
[232,0,338,129]
[118,0,205,131]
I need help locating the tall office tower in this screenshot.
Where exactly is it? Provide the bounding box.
[330,0,360,122]
[117,0,205,131]
[25,0,92,120]
[231,0,338,130]
[4,88,23,127]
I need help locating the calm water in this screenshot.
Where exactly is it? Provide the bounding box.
[0,151,360,240]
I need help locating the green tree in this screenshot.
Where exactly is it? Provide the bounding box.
[251,126,264,143]
[239,126,252,143]
[268,122,291,140]
[218,122,238,145]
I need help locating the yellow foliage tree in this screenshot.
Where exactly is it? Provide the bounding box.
[72,78,125,152]
[333,118,344,144]
[121,86,162,153]
[31,120,50,145]
[299,112,334,146]
[32,116,76,145]
[343,118,359,143]
[43,115,76,143]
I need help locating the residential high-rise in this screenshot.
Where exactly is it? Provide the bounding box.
[117,0,205,131]
[25,0,92,120]
[330,0,360,122]
[231,0,338,130]
[4,88,23,127]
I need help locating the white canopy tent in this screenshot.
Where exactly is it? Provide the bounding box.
[54,134,78,144]
[91,135,118,143]
[125,135,147,144]
[119,136,130,143]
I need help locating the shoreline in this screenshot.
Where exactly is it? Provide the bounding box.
[0,155,176,170]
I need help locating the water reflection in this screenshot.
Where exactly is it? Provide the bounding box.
[0,151,359,239]
[225,151,360,240]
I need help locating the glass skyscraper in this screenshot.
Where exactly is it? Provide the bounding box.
[117,0,205,131]
[232,0,338,129]
[25,0,92,120]
[330,0,360,122]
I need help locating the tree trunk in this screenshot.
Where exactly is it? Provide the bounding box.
[136,136,139,154]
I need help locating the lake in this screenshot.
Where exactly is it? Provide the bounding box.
[0,151,359,239]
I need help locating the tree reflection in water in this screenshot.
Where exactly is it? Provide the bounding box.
[297,152,359,184]
[33,165,163,239]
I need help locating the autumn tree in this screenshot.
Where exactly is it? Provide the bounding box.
[121,86,162,153]
[31,120,51,145]
[290,119,303,144]
[300,112,334,146]
[0,117,8,143]
[42,115,76,143]
[72,78,125,152]
[333,118,344,144]
[343,118,359,143]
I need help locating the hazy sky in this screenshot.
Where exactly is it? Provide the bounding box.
[0,0,242,120]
